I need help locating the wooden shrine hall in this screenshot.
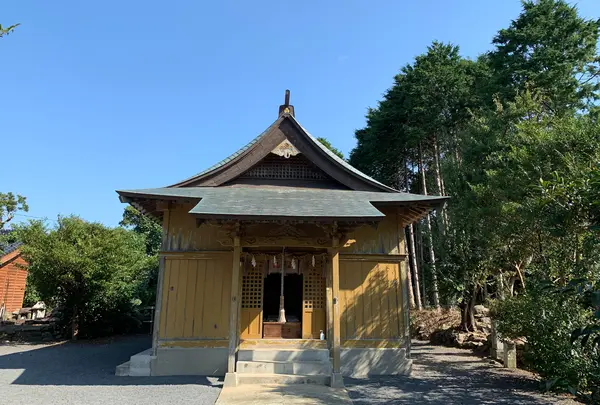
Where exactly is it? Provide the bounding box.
[116,91,447,387]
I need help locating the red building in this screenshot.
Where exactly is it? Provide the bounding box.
[0,242,28,317]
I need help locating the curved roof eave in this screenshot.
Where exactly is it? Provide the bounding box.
[166,113,398,192]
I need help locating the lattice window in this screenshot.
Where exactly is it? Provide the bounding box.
[242,268,264,309]
[239,154,329,181]
[303,267,325,310]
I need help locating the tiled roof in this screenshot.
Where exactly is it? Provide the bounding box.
[0,241,23,256]
[169,119,281,187]
[289,115,396,192]
[117,187,447,220]
[167,114,396,192]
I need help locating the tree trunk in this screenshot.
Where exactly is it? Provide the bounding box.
[405,250,416,309]
[433,136,450,232]
[407,224,422,310]
[404,158,422,310]
[460,285,478,332]
[419,142,440,309]
[498,272,506,300]
[514,262,526,293]
[418,221,427,306]
[71,305,79,340]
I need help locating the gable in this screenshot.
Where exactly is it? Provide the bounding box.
[170,115,395,192]
[223,144,350,189]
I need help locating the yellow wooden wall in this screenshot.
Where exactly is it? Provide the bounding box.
[341,208,405,255]
[339,259,405,341]
[165,204,228,251]
[159,253,232,340]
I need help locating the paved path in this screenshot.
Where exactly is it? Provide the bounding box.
[0,335,221,405]
[345,340,578,405]
[0,336,578,405]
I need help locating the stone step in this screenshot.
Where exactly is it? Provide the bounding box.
[128,349,154,376]
[115,361,130,376]
[238,348,330,362]
[237,360,332,375]
[236,373,330,386]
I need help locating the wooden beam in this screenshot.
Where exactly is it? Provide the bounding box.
[227,233,242,373]
[339,253,407,263]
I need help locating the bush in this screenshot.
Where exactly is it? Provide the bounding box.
[492,289,599,394]
[15,216,156,339]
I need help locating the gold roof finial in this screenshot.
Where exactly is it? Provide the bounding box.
[278,89,295,117]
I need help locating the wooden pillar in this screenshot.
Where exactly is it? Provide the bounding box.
[227,234,242,374]
[330,233,343,387]
[325,258,333,350]
[401,259,411,356]
[152,206,170,356]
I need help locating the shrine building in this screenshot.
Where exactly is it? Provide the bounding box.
[116,91,446,387]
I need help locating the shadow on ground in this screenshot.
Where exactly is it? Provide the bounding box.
[0,334,222,387]
[345,340,577,405]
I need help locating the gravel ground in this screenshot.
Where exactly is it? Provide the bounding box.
[345,340,579,405]
[0,336,579,405]
[0,335,221,405]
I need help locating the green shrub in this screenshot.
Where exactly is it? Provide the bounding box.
[492,289,599,394]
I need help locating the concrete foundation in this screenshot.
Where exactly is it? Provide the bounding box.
[223,372,238,387]
[340,348,412,377]
[330,372,344,388]
[117,345,411,378]
[152,347,228,376]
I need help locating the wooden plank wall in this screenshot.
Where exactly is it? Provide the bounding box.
[159,254,232,340]
[165,204,227,251]
[0,255,28,315]
[341,208,405,255]
[339,260,404,341]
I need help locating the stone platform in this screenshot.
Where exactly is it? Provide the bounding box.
[215,383,352,405]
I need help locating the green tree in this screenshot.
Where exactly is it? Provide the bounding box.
[15,216,154,339]
[0,192,29,229]
[488,0,600,114]
[120,206,162,255]
[120,206,161,305]
[347,0,600,394]
[349,41,479,312]
[316,137,344,159]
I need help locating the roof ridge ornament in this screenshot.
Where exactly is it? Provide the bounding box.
[271,139,300,158]
[278,89,295,117]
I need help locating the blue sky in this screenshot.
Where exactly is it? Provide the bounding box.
[3,1,599,227]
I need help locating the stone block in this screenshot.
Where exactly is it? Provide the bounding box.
[330,372,344,388]
[490,321,504,361]
[503,340,517,369]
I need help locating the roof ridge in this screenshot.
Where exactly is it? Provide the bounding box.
[168,117,283,187]
[287,115,397,192]
[167,113,397,192]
